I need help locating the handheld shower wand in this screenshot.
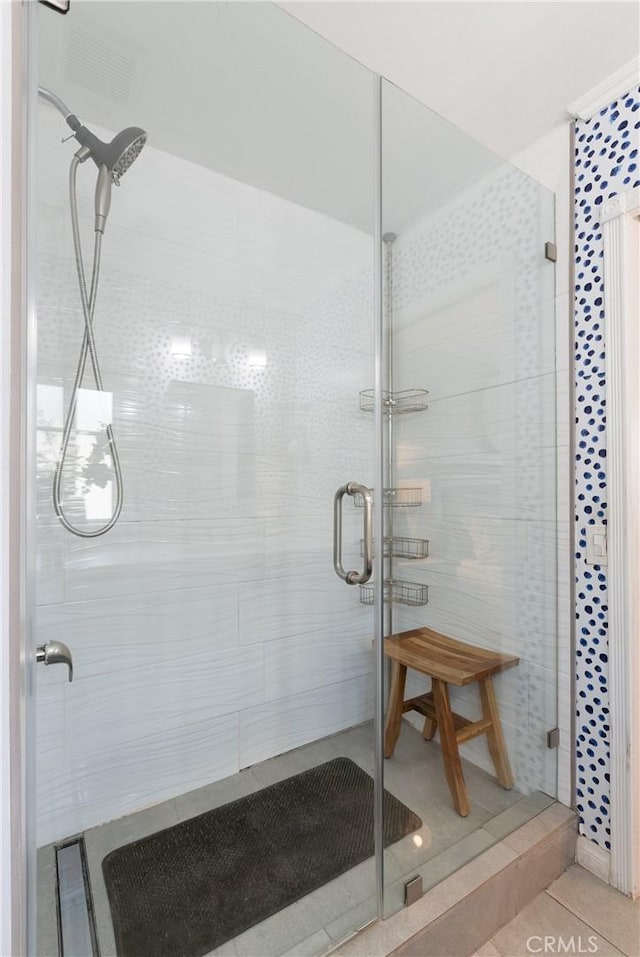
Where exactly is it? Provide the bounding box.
[39,86,146,231]
[39,86,147,537]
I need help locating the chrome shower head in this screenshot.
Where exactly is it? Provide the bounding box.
[71,122,147,232]
[38,87,147,181]
[111,130,147,184]
[38,87,147,233]
[71,122,148,183]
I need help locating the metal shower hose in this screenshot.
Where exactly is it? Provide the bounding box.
[52,155,124,536]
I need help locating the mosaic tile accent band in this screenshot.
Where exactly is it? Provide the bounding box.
[573,86,640,849]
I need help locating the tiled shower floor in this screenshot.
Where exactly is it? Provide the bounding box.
[37,720,554,957]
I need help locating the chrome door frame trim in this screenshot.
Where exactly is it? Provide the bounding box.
[2,0,38,952]
[373,72,386,920]
[1,2,29,954]
[24,0,39,953]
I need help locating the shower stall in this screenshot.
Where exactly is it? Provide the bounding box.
[28,2,559,954]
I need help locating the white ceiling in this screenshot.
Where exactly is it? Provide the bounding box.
[278,1,640,159]
[38,1,639,234]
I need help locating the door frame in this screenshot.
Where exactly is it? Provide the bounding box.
[1,2,29,955]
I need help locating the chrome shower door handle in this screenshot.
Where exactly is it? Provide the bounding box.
[333,482,373,585]
[36,641,74,682]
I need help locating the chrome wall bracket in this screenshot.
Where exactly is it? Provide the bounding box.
[544,241,558,262]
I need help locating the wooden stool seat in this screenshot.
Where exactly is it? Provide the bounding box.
[384,627,519,817]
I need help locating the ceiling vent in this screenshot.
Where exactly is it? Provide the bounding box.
[64,26,136,105]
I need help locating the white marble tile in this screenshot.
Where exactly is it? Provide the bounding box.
[393,281,503,385]
[395,374,558,461]
[35,637,254,840]
[555,367,571,448]
[262,514,336,581]
[113,377,257,458]
[392,514,558,596]
[113,154,239,261]
[240,675,373,769]
[264,632,373,702]
[394,446,557,523]
[65,644,262,746]
[529,661,566,731]
[252,397,373,466]
[392,565,556,662]
[35,660,67,724]
[174,767,261,821]
[37,584,239,679]
[100,221,254,307]
[38,713,240,845]
[557,746,573,807]
[36,524,66,605]
[117,449,258,522]
[238,202,367,284]
[35,670,68,846]
[239,573,369,646]
[556,591,572,674]
[555,292,571,371]
[281,928,333,957]
[261,259,349,315]
[394,285,555,400]
[63,518,264,601]
[556,454,571,531]
[254,458,373,519]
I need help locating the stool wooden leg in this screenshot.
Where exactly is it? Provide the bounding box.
[384,662,407,758]
[422,692,437,741]
[422,717,437,740]
[479,677,514,789]
[432,678,470,816]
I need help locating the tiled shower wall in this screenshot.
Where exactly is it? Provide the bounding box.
[35,105,562,846]
[573,86,640,850]
[35,105,376,845]
[389,163,559,797]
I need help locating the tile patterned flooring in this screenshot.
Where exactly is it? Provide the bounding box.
[38,720,554,957]
[475,865,640,957]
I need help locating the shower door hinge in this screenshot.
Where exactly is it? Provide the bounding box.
[547,727,560,749]
[39,0,70,13]
[404,875,423,906]
[544,241,558,262]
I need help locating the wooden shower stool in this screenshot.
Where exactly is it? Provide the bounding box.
[384,627,519,817]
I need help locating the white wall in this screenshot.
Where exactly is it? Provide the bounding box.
[35,104,376,845]
[389,159,561,798]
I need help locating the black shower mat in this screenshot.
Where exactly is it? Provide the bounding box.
[102,756,422,957]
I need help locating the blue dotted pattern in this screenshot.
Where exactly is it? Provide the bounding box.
[574,87,640,849]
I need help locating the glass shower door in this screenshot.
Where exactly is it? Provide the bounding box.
[30,3,385,954]
[380,78,558,919]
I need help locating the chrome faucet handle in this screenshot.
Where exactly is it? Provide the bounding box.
[36,641,73,682]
